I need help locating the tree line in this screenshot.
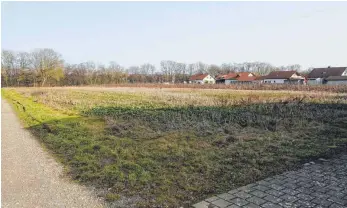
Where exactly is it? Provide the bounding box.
[1,48,312,87]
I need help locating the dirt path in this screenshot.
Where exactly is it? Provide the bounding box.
[1,99,104,208]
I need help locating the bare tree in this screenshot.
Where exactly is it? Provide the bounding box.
[109,61,124,72]
[1,50,17,86]
[285,64,302,71]
[140,63,156,75]
[30,49,64,86]
[207,64,221,77]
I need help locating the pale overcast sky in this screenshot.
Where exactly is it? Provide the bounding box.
[2,1,347,69]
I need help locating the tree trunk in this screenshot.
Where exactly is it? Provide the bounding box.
[41,77,47,87]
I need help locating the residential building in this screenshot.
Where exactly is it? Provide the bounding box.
[216,72,258,84]
[263,71,305,84]
[325,76,347,85]
[215,73,238,84]
[307,67,347,85]
[189,74,215,84]
[236,72,257,83]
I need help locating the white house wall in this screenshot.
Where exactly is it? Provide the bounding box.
[225,80,237,85]
[308,78,323,85]
[326,80,347,85]
[202,76,216,84]
[264,79,286,84]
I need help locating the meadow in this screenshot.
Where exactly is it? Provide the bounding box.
[2,86,347,207]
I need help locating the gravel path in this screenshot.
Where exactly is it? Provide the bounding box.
[1,99,104,208]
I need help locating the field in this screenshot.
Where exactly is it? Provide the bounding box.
[2,86,347,207]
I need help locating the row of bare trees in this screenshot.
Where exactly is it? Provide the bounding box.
[1,48,311,87]
[2,49,64,87]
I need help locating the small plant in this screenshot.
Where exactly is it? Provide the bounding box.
[105,193,121,201]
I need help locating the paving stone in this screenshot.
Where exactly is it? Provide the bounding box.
[253,185,270,192]
[206,196,219,202]
[228,189,239,195]
[272,175,287,181]
[310,185,327,192]
[281,188,301,196]
[327,196,347,206]
[293,199,317,208]
[236,185,255,193]
[267,179,286,186]
[278,201,299,208]
[267,184,285,191]
[282,182,298,189]
[263,195,282,203]
[296,181,314,188]
[329,203,347,208]
[229,198,249,206]
[211,199,232,208]
[264,189,284,197]
[193,201,210,208]
[233,191,252,199]
[311,191,329,199]
[311,198,333,207]
[243,203,261,208]
[257,180,271,187]
[297,193,315,201]
[328,185,344,192]
[260,202,282,208]
[246,196,266,205]
[264,177,275,182]
[279,194,298,203]
[193,154,347,208]
[217,193,236,201]
[296,187,313,194]
[249,190,268,198]
[226,205,240,208]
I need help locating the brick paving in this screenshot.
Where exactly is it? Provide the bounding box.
[192,154,347,208]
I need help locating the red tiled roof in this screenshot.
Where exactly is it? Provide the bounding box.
[255,76,267,80]
[189,74,209,81]
[237,72,257,81]
[265,71,299,79]
[216,73,238,80]
[224,73,239,80]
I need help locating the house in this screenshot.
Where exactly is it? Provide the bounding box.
[216,72,258,84]
[307,67,347,85]
[215,73,238,84]
[325,76,347,85]
[189,74,215,84]
[263,71,305,84]
[236,72,257,83]
[254,75,267,83]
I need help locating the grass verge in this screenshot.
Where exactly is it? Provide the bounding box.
[2,88,347,207]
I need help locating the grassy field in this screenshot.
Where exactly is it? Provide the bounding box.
[95,83,347,93]
[2,87,347,207]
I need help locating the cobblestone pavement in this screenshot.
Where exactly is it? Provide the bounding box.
[193,154,347,208]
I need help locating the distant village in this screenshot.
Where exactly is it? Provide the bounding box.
[189,66,347,85]
[2,47,347,87]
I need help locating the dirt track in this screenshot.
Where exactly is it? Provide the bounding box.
[1,98,104,208]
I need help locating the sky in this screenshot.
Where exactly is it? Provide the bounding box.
[2,1,347,70]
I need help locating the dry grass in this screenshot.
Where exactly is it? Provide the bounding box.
[87,83,347,93]
[3,87,347,207]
